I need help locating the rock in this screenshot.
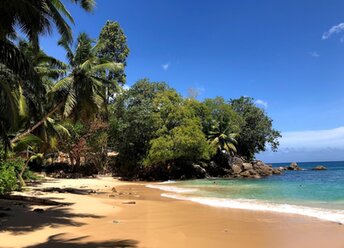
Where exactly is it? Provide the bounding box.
[192,164,207,178]
[272,168,282,175]
[111,187,117,192]
[312,165,327,171]
[113,220,120,224]
[231,164,242,174]
[232,157,244,166]
[109,194,116,198]
[240,170,251,177]
[242,163,253,171]
[122,201,136,205]
[33,208,44,213]
[286,162,302,171]
[206,161,227,177]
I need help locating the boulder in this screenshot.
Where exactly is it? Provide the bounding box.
[240,169,260,178]
[286,162,302,171]
[206,161,227,177]
[192,164,208,178]
[231,164,242,174]
[240,170,251,177]
[242,163,253,170]
[312,165,327,171]
[272,168,283,175]
[255,164,273,176]
[232,157,244,166]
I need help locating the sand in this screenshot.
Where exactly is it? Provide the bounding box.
[0,177,343,248]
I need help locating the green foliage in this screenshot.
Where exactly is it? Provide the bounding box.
[230,96,281,161]
[0,161,18,194]
[108,79,169,174]
[98,20,130,86]
[0,158,37,195]
[143,89,210,167]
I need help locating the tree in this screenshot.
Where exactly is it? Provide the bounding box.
[98,21,129,87]
[10,33,122,144]
[143,89,210,167]
[108,79,169,175]
[230,97,281,161]
[0,0,95,147]
[0,0,95,45]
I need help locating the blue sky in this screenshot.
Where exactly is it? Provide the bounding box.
[40,0,344,163]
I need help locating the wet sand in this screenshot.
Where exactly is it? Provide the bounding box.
[0,177,343,248]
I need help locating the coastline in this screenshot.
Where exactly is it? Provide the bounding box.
[0,177,343,248]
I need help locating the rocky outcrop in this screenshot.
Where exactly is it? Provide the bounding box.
[225,160,279,179]
[175,158,305,180]
[312,165,327,171]
[285,162,303,171]
[192,164,208,178]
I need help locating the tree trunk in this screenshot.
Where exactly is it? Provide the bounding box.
[10,102,63,145]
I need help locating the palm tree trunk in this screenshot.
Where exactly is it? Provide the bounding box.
[10,102,63,145]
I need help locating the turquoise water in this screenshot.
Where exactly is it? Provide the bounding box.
[147,161,344,223]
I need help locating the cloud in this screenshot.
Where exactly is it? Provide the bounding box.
[255,99,268,108]
[310,51,320,57]
[162,63,170,71]
[257,126,344,162]
[322,22,344,40]
[280,127,344,150]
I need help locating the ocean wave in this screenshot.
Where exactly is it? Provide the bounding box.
[160,193,344,224]
[146,184,198,193]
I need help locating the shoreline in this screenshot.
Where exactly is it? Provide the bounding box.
[0,177,343,248]
[147,182,344,225]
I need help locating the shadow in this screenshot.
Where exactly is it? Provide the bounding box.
[24,233,138,248]
[0,204,103,234]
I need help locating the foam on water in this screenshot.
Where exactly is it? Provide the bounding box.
[160,193,344,224]
[146,183,198,193]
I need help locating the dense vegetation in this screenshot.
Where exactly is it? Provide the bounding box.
[0,0,280,192]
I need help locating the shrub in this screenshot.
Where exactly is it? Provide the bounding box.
[0,160,20,194]
[0,158,38,195]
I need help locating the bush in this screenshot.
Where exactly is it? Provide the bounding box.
[0,160,21,194]
[0,159,38,195]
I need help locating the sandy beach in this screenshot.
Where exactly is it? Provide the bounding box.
[0,177,343,248]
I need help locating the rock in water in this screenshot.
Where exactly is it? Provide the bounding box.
[286,162,303,171]
[312,165,327,171]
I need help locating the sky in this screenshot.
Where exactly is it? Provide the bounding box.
[40,0,344,163]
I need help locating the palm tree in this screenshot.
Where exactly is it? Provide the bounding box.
[207,123,238,156]
[11,33,122,144]
[0,0,95,147]
[0,0,95,45]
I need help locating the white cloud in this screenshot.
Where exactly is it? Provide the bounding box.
[322,22,344,40]
[255,99,268,108]
[280,127,344,150]
[310,51,320,57]
[162,63,170,71]
[257,126,344,162]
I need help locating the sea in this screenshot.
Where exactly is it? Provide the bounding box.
[147,161,344,224]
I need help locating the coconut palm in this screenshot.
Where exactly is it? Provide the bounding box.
[11,33,122,144]
[207,123,238,156]
[0,0,95,45]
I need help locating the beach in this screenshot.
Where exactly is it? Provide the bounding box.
[0,177,343,248]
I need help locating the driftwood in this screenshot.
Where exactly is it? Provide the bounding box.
[38,187,96,195]
[0,195,70,206]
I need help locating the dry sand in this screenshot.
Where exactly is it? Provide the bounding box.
[0,177,343,248]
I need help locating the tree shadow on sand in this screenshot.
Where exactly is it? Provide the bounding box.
[0,204,103,234]
[24,233,138,248]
